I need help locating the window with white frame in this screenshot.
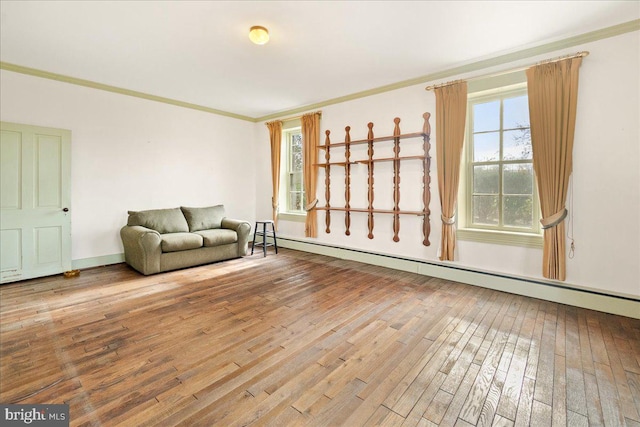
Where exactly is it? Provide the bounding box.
[458,83,542,247]
[282,127,305,215]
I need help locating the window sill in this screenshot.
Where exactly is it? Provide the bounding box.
[278,212,306,223]
[457,228,543,248]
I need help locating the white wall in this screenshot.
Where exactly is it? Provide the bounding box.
[1,71,256,262]
[257,30,640,299]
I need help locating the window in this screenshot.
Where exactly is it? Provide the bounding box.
[279,124,306,220]
[458,83,542,247]
[285,129,304,212]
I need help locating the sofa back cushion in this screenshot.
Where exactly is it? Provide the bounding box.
[127,208,189,234]
[181,205,226,232]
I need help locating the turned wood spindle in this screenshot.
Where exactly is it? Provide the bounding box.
[392,117,401,242]
[367,122,375,239]
[344,126,352,236]
[422,112,432,246]
[324,130,331,234]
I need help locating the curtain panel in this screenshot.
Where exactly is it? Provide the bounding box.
[301,113,320,238]
[266,120,283,228]
[435,81,468,261]
[526,57,582,281]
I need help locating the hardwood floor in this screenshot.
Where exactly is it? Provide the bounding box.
[1,248,639,426]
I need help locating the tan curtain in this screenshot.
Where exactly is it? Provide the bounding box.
[526,57,582,281]
[301,112,320,237]
[435,81,468,261]
[266,121,282,228]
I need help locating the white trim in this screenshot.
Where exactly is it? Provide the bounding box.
[72,253,125,270]
[457,228,543,248]
[273,237,640,319]
[277,212,306,223]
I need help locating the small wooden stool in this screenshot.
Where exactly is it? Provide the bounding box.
[251,220,278,257]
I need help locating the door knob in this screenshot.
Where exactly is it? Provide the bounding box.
[63,208,69,212]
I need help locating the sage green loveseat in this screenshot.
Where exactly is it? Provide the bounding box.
[120,205,251,275]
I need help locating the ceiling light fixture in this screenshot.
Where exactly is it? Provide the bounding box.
[249,26,269,45]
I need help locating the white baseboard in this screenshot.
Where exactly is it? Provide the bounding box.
[273,237,640,320]
[72,253,125,270]
[75,242,639,319]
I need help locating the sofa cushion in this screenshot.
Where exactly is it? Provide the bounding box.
[160,232,203,252]
[128,208,189,234]
[181,205,225,232]
[195,229,237,247]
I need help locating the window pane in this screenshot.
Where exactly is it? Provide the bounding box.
[291,133,302,150]
[290,134,303,172]
[503,164,533,194]
[473,132,500,162]
[289,172,303,191]
[473,101,500,132]
[289,191,303,211]
[473,165,499,194]
[503,95,529,129]
[503,129,532,160]
[473,195,499,225]
[504,195,533,227]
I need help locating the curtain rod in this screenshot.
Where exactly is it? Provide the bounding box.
[265,110,322,125]
[425,51,589,91]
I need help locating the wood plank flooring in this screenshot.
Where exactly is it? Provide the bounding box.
[1,248,639,426]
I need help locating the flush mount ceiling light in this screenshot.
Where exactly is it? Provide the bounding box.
[249,26,269,45]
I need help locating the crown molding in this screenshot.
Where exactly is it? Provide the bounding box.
[257,19,639,121]
[0,62,255,122]
[2,19,638,123]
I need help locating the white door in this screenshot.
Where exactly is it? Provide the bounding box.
[1,122,71,283]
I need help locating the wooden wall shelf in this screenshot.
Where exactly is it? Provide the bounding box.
[316,132,425,148]
[314,113,432,245]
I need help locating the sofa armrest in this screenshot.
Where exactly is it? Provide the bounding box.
[120,225,162,275]
[221,218,252,257]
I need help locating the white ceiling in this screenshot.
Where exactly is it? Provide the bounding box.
[1,1,638,119]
